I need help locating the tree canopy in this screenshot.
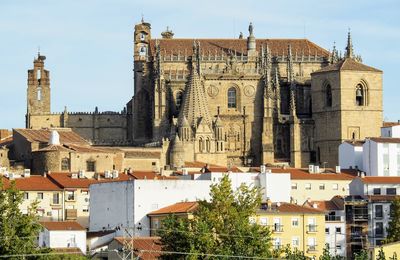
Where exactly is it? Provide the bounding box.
[386,197,400,243]
[158,174,272,259]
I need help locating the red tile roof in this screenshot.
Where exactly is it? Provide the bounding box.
[359,176,400,184]
[0,136,12,147]
[148,202,198,215]
[130,171,177,180]
[40,221,85,231]
[150,39,329,57]
[304,196,344,211]
[312,58,382,74]
[258,203,325,214]
[114,237,161,259]
[269,168,357,180]
[344,140,365,147]
[14,128,89,145]
[368,137,400,144]
[47,172,132,189]
[383,122,400,127]
[1,175,62,191]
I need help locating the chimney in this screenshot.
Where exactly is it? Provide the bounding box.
[49,130,60,145]
[313,203,318,209]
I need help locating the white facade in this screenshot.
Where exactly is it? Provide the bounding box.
[368,201,393,247]
[349,178,400,196]
[38,229,86,254]
[324,210,346,257]
[89,180,212,236]
[381,125,400,138]
[363,139,400,177]
[339,142,363,170]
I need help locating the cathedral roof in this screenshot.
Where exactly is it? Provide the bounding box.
[312,57,382,74]
[178,70,212,128]
[214,115,224,127]
[149,39,329,57]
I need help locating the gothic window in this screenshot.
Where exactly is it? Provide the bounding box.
[37,87,42,101]
[61,158,70,171]
[176,91,183,110]
[86,161,96,172]
[206,138,211,152]
[139,45,147,56]
[355,84,367,106]
[227,87,237,108]
[140,32,146,41]
[37,69,41,80]
[199,137,204,152]
[326,85,332,107]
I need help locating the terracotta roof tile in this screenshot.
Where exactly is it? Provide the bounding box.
[148,202,198,215]
[129,171,177,180]
[368,137,400,144]
[124,151,161,158]
[1,175,62,191]
[40,221,85,231]
[150,39,329,57]
[304,198,344,211]
[14,128,89,145]
[0,136,12,147]
[344,140,365,147]
[312,58,382,74]
[47,172,132,189]
[258,203,325,214]
[269,168,357,180]
[114,237,161,259]
[383,122,400,127]
[359,176,400,184]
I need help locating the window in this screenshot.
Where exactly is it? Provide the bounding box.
[52,193,59,204]
[37,87,42,101]
[61,158,70,171]
[336,244,342,250]
[67,191,75,201]
[227,87,237,108]
[37,69,41,79]
[292,237,299,247]
[336,227,341,234]
[332,183,339,190]
[259,217,267,226]
[383,144,389,176]
[291,183,297,190]
[274,238,282,249]
[387,188,397,195]
[308,237,317,251]
[140,32,146,40]
[199,138,204,152]
[375,222,384,237]
[375,205,383,218]
[326,84,332,107]
[23,192,29,200]
[86,161,96,172]
[37,192,43,200]
[176,91,183,110]
[139,46,147,56]
[81,190,89,195]
[325,227,329,234]
[319,183,325,190]
[82,206,89,213]
[206,138,211,152]
[152,162,156,166]
[305,183,311,190]
[292,218,299,227]
[355,84,366,106]
[373,188,381,195]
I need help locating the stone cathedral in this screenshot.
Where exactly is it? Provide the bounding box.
[26,20,383,169]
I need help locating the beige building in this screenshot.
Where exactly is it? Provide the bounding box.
[25,21,383,168]
[254,203,326,258]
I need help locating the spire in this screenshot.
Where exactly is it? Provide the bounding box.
[289,87,297,118]
[161,26,174,39]
[192,40,201,75]
[178,69,212,128]
[287,44,295,83]
[330,41,339,64]
[345,29,354,59]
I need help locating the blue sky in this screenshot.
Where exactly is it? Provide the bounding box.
[1,0,399,129]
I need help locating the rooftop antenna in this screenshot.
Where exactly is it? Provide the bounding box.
[141,13,144,23]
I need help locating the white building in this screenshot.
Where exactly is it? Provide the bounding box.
[38,221,86,254]
[349,176,400,196]
[363,138,400,177]
[381,123,400,138]
[305,197,346,257]
[338,141,364,170]
[89,179,212,236]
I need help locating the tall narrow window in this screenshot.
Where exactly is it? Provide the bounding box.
[176,91,183,111]
[356,84,365,106]
[206,138,211,152]
[227,88,237,108]
[86,161,96,172]
[37,69,41,79]
[139,46,147,56]
[326,84,332,107]
[61,158,70,171]
[37,87,42,101]
[199,138,204,152]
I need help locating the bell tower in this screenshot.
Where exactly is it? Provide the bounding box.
[26,53,51,125]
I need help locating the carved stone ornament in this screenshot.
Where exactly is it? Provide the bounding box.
[207,85,219,97]
[244,85,255,97]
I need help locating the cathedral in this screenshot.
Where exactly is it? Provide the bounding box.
[26,20,383,169]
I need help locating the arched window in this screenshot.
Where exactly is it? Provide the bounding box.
[227,88,237,108]
[139,46,147,56]
[199,137,204,152]
[206,138,211,152]
[37,87,42,101]
[176,91,183,110]
[326,85,332,107]
[355,84,367,106]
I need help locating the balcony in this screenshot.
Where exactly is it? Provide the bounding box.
[353,214,368,221]
[307,224,318,233]
[272,224,284,233]
[325,215,341,222]
[307,245,317,253]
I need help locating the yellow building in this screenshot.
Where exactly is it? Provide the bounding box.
[254,202,326,258]
[368,241,400,260]
[147,201,198,236]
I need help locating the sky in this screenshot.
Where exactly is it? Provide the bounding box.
[1,0,399,130]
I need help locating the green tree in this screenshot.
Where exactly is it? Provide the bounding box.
[386,197,400,243]
[390,252,398,260]
[0,178,42,259]
[283,244,307,260]
[377,247,386,260]
[158,175,272,259]
[354,249,369,260]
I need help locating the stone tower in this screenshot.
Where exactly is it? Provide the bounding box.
[26,53,51,127]
[311,31,383,167]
